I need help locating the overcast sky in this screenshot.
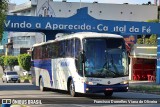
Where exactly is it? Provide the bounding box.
[10,0,155,5]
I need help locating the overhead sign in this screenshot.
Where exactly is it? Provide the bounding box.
[4,7,160,36]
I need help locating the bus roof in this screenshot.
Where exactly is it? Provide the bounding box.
[33,32,123,47]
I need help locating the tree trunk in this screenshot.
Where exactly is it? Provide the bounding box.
[9,66,13,71]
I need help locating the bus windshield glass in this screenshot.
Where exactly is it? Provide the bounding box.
[83,38,128,78]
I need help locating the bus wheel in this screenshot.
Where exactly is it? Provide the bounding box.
[69,80,77,97]
[40,78,45,91]
[104,91,113,97]
[6,79,8,83]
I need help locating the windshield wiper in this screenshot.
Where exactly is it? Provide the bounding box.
[110,55,119,73]
[85,71,106,78]
[102,68,120,77]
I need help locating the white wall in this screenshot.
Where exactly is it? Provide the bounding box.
[36,1,158,21]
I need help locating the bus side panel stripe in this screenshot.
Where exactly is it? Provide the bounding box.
[32,59,53,86]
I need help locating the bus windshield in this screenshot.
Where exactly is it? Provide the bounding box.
[83,38,128,78]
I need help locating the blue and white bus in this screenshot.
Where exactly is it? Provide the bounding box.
[31,32,129,97]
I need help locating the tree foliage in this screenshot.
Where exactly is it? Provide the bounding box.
[0,55,5,72]
[149,34,157,45]
[18,54,31,71]
[137,38,143,44]
[147,19,159,23]
[0,0,8,41]
[4,55,18,70]
[137,19,158,45]
[137,35,157,45]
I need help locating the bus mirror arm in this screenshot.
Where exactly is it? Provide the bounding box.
[80,51,86,63]
[128,56,130,65]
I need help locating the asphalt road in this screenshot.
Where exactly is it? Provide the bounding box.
[0,81,160,107]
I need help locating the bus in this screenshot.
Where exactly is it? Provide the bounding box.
[31,32,129,97]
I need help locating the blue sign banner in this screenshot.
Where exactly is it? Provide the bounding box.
[4,7,160,37]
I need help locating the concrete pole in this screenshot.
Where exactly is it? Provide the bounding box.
[5,46,8,56]
[156,34,160,84]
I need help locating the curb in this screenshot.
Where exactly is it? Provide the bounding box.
[128,90,160,95]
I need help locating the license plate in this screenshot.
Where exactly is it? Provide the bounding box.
[12,78,17,81]
[106,88,113,91]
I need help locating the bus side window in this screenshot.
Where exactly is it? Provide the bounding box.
[75,38,83,76]
[31,48,34,60]
[68,40,72,57]
[37,46,41,59]
[75,38,80,58]
[59,41,65,57]
[54,42,59,58]
[65,39,72,57]
[39,46,43,59]
[51,43,55,58]
[42,45,46,59]
[71,39,75,57]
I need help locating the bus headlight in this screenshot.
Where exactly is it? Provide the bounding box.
[86,88,89,91]
[120,81,129,84]
[86,81,93,85]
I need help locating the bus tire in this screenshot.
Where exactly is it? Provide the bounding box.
[6,79,8,83]
[69,80,77,97]
[39,78,46,91]
[104,91,113,97]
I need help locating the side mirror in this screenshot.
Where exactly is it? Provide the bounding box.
[128,56,130,65]
[80,51,86,63]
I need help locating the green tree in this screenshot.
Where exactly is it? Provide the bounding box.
[18,54,31,71]
[0,55,5,72]
[147,19,159,23]
[147,19,158,45]
[137,38,143,44]
[149,34,157,45]
[144,38,150,44]
[4,56,18,71]
[0,0,8,41]
[137,19,158,45]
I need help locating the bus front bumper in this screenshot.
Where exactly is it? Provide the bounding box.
[84,83,129,93]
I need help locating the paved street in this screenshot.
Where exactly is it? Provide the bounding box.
[0,81,160,107]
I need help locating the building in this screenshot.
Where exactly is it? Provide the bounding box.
[7,1,44,56]
[129,44,157,81]
[0,3,17,55]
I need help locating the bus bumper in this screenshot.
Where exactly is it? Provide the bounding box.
[84,83,129,93]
